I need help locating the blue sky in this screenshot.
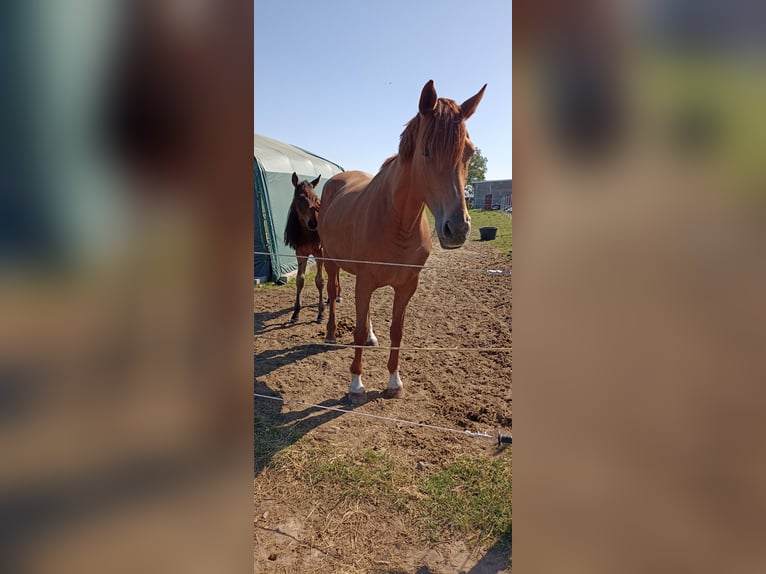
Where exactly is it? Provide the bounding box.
[254,0,512,179]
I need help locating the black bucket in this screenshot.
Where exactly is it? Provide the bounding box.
[479,226,498,241]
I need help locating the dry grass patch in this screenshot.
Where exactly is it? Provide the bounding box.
[256,432,512,566]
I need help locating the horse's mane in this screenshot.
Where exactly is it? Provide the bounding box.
[379,155,397,170]
[398,98,467,167]
[283,203,318,250]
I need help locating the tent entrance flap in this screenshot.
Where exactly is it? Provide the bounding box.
[253,159,272,282]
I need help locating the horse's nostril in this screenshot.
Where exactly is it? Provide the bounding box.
[443,221,452,237]
[308,220,317,230]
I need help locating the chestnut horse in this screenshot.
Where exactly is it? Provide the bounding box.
[284,172,325,323]
[318,80,486,403]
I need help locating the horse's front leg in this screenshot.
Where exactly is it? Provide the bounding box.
[383,276,419,399]
[291,256,307,323]
[315,257,325,323]
[324,261,339,343]
[349,276,375,404]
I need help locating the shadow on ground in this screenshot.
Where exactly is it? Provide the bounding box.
[254,342,340,380]
[466,526,511,574]
[254,357,355,477]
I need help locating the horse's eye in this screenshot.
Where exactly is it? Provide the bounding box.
[423,148,431,158]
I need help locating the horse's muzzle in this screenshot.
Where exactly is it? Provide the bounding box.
[438,217,471,249]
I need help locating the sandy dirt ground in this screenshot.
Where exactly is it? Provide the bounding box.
[254,237,512,573]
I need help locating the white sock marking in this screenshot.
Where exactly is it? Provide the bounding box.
[349,374,365,394]
[367,318,378,346]
[387,370,403,390]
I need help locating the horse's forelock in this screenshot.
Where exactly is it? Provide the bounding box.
[295,180,318,201]
[398,98,466,167]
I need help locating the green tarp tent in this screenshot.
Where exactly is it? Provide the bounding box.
[254,133,344,284]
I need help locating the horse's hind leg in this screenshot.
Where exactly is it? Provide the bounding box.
[349,276,375,404]
[383,277,419,399]
[366,316,379,346]
[327,269,343,304]
[291,256,307,323]
[324,261,339,343]
[327,273,342,304]
[315,258,325,323]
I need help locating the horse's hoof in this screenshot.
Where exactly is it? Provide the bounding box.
[365,337,379,347]
[324,337,337,344]
[290,315,299,324]
[348,391,367,405]
[382,388,405,399]
[336,296,342,304]
[316,315,324,324]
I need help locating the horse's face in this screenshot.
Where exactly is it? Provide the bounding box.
[291,173,321,231]
[406,81,486,249]
[415,131,477,250]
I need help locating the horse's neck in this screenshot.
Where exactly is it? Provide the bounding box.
[370,158,425,236]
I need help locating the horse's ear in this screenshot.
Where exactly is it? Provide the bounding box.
[291,172,299,187]
[310,175,321,188]
[419,79,438,115]
[459,84,487,120]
